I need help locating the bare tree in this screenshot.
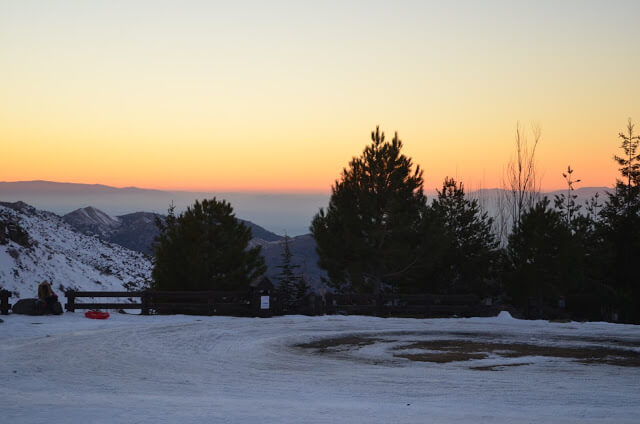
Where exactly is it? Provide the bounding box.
[501,122,542,236]
[494,189,510,247]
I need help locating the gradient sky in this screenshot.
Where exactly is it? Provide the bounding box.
[1,0,639,192]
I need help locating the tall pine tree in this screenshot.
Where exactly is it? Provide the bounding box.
[599,119,640,321]
[311,127,432,294]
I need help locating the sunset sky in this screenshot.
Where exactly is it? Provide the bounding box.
[1,0,639,193]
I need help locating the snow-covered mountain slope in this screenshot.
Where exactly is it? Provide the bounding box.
[0,202,151,299]
[63,208,162,255]
[108,212,162,255]
[62,206,121,237]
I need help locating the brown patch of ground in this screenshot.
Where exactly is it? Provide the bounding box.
[296,336,381,353]
[393,340,640,367]
[579,357,640,367]
[470,363,533,371]
[296,335,640,368]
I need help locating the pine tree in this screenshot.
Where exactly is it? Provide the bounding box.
[294,274,310,304]
[151,198,266,291]
[505,198,580,310]
[599,119,640,321]
[430,177,498,295]
[311,127,432,294]
[275,235,299,312]
[584,192,602,224]
[614,118,640,207]
[554,165,581,228]
[553,167,610,309]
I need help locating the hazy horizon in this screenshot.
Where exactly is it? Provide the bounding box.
[0,179,610,236]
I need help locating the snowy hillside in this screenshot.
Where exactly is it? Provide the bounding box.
[64,207,162,255]
[62,206,121,238]
[0,202,151,299]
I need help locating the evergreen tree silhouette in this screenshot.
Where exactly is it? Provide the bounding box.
[505,198,581,312]
[554,166,581,228]
[294,274,310,305]
[431,177,498,296]
[275,235,299,312]
[152,198,266,291]
[311,127,436,294]
[599,119,640,321]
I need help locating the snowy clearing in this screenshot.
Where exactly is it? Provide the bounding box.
[1,313,639,423]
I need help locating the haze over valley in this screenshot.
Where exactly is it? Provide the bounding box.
[0,180,609,237]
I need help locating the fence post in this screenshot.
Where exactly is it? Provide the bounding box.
[250,289,260,317]
[424,294,430,317]
[376,293,384,317]
[207,292,214,316]
[0,289,10,315]
[65,290,76,312]
[141,291,150,315]
[251,288,273,318]
[325,292,336,315]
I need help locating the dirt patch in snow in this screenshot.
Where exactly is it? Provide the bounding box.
[298,335,640,368]
[393,339,640,367]
[296,336,382,353]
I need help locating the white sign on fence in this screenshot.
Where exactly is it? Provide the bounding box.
[260,296,270,310]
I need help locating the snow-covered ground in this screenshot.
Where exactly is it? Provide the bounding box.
[1,313,639,423]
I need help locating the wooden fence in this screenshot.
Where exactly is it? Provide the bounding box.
[64,290,263,317]
[65,290,147,313]
[0,287,617,321]
[63,290,490,318]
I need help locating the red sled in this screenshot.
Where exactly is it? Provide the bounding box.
[85,310,110,319]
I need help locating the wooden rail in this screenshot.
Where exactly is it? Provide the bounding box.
[65,290,256,316]
[65,290,147,314]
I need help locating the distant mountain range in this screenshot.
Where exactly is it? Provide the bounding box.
[0,180,329,236]
[0,180,613,237]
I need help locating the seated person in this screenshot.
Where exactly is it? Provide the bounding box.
[37,281,62,315]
